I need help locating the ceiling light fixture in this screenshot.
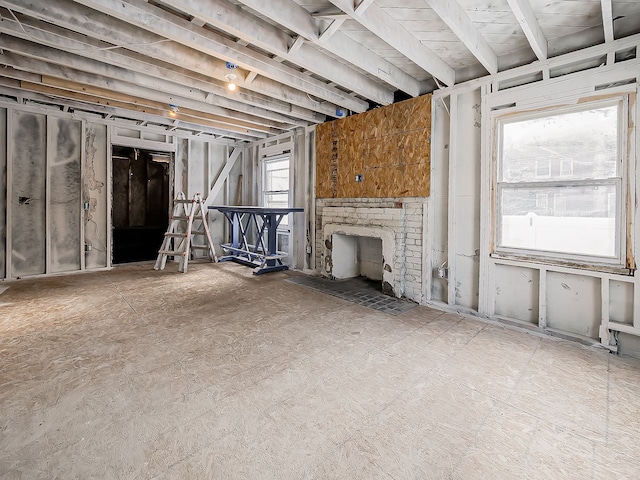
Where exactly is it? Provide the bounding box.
[225,73,237,91]
[168,104,179,117]
[225,61,238,91]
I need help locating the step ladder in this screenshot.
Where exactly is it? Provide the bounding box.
[154,192,217,273]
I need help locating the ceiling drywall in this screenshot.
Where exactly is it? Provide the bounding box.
[0,0,638,142]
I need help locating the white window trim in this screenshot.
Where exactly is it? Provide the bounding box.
[261,155,292,259]
[492,96,629,270]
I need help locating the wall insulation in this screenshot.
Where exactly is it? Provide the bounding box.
[49,117,82,273]
[11,111,46,277]
[0,109,5,278]
[0,105,235,279]
[316,94,431,198]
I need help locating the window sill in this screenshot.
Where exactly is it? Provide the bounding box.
[489,252,634,276]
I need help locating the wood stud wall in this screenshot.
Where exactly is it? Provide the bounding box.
[316,94,432,198]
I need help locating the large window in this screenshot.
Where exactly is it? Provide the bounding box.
[262,156,290,251]
[494,98,627,267]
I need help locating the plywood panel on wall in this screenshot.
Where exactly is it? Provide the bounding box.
[316,94,431,198]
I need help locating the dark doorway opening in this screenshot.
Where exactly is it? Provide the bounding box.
[112,146,171,264]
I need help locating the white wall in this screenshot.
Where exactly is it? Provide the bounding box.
[427,39,640,355]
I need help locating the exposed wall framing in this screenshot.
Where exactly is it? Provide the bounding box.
[0,99,240,280]
[426,33,640,353]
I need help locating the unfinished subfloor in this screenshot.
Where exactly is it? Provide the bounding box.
[1,263,640,479]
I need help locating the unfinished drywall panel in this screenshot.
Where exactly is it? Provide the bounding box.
[11,111,46,277]
[316,94,431,198]
[0,108,6,278]
[546,272,601,339]
[453,89,482,310]
[48,117,82,273]
[188,139,207,197]
[206,143,228,248]
[83,122,108,269]
[454,195,480,309]
[429,97,450,304]
[617,333,640,358]
[609,280,634,325]
[494,265,540,324]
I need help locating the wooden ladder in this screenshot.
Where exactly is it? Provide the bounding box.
[154,192,217,273]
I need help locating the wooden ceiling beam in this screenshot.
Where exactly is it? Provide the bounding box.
[20,79,270,136]
[2,0,336,119]
[70,0,368,113]
[506,0,548,61]
[0,78,262,141]
[601,0,614,43]
[165,0,393,105]
[0,17,317,125]
[235,0,424,96]
[0,37,295,133]
[325,0,455,86]
[423,0,498,75]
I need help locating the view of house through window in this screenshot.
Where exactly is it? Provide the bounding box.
[263,156,290,252]
[495,99,624,264]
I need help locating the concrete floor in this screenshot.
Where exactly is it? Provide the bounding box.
[1,262,640,479]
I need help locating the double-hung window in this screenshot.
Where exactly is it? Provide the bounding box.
[262,156,290,252]
[494,97,627,269]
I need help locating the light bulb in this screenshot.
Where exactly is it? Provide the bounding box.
[225,73,237,92]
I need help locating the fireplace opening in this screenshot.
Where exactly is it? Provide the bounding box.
[332,234,390,292]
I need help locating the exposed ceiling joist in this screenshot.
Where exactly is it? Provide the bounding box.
[20,80,268,138]
[162,0,393,105]
[0,79,253,142]
[601,0,614,43]
[424,0,498,75]
[0,68,270,137]
[318,18,345,42]
[2,0,338,118]
[0,19,309,127]
[506,0,548,61]
[39,76,274,135]
[0,38,296,134]
[235,0,424,97]
[70,0,368,113]
[325,0,456,86]
[354,0,376,16]
[0,0,637,142]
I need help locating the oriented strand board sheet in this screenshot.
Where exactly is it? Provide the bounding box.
[315,121,336,198]
[11,111,46,277]
[316,94,431,198]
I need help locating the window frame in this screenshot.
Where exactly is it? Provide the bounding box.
[261,155,291,252]
[492,96,629,270]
